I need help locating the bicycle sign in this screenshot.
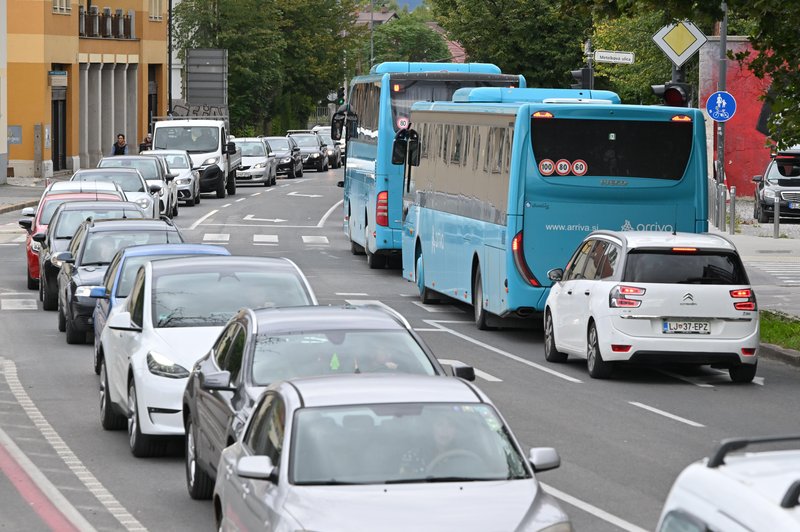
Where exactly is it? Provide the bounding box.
[706,91,736,122]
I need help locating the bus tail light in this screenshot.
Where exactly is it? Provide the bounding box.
[730,288,757,311]
[511,231,540,287]
[610,285,645,308]
[532,111,553,119]
[671,115,692,122]
[376,191,389,227]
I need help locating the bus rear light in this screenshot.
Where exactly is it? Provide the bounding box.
[532,111,553,119]
[610,285,645,308]
[376,191,389,227]
[741,348,756,356]
[730,288,757,311]
[511,231,540,287]
[671,115,692,122]
[611,344,631,353]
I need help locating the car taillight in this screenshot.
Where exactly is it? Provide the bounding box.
[730,288,757,311]
[610,285,645,308]
[376,191,388,227]
[611,344,631,353]
[511,231,540,287]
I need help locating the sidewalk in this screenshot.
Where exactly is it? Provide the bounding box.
[0,178,50,215]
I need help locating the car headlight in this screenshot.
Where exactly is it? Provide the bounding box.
[176,178,191,185]
[147,351,190,379]
[202,157,219,166]
[74,286,94,297]
[252,162,266,169]
[31,241,41,252]
[135,197,152,210]
[326,149,334,155]
[310,153,320,158]
[281,157,291,163]
[764,188,777,199]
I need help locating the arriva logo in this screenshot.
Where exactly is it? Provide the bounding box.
[621,220,674,232]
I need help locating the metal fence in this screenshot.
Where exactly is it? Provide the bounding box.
[306,105,335,129]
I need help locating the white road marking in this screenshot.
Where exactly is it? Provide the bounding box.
[287,191,323,198]
[188,208,218,230]
[11,235,26,243]
[629,401,705,427]
[250,192,261,197]
[0,243,18,246]
[336,292,368,296]
[438,359,502,382]
[540,482,649,532]
[203,233,230,242]
[253,235,279,244]
[424,320,583,383]
[302,236,329,245]
[657,368,764,387]
[344,299,396,314]
[317,199,343,227]
[221,203,231,208]
[243,215,287,223]
[235,198,246,202]
[412,328,447,332]
[411,301,461,313]
[656,369,714,388]
[0,299,37,310]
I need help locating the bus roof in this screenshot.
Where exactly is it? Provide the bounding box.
[452,87,621,104]
[370,62,503,75]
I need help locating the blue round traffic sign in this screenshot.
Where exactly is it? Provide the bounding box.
[706,91,736,122]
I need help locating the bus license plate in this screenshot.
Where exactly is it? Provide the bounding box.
[663,321,710,334]
[789,202,800,210]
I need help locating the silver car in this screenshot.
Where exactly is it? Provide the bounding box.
[235,137,278,186]
[142,149,201,206]
[213,374,571,532]
[70,168,160,218]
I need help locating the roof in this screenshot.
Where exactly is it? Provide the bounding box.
[252,305,406,334]
[139,149,190,157]
[41,191,123,202]
[53,200,141,211]
[154,119,224,127]
[85,218,178,232]
[286,374,481,408]
[149,255,296,276]
[355,8,398,25]
[117,243,230,258]
[235,137,265,143]
[589,230,738,251]
[73,168,142,175]
[99,155,158,163]
[47,181,121,193]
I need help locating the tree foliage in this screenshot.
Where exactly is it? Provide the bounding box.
[373,15,451,63]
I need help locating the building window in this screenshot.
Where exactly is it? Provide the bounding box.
[149,0,163,21]
[52,0,70,14]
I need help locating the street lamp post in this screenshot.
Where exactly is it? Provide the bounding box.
[168,0,173,116]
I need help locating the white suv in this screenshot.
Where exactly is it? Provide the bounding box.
[657,435,800,531]
[543,231,759,382]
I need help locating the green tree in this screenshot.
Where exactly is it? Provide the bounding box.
[373,15,451,63]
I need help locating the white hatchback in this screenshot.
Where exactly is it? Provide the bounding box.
[543,231,759,382]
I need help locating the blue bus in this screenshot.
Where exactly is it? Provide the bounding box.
[331,62,526,269]
[396,87,709,329]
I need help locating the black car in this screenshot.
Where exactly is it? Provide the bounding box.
[753,148,800,222]
[319,132,342,169]
[264,136,303,178]
[55,218,183,344]
[288,132,329,172]
[35,201,144,311]
[181,304,475,499]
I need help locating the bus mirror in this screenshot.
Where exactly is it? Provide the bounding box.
[408,137,420,167]
[345,114,358,140]
[392,137,407,165]
[331,113,345,141]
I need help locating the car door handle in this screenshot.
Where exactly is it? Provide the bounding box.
[566,290,573,295]
[241,484,250,497]
[584,290,591,296]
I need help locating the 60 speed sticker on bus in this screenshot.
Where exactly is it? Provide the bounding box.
[538,159,555,176]
[571,159,588,176]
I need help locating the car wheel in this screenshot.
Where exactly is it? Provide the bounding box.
[65,316,85,345]
[756,201,769,223]
[128,380,163,457]
[348,215,364,255]
[185,195,195,207]
[185,416,214,500]
[57,302,66,332]
[27,267,38,290]
[729,362,757,383]
[216,176,226,199]
[100,359,126,430]
[586,322,614,379]
[43,278,57,311]
[416,252,437,304]
[472,268,490,330]
[226,173,236,196]
[544,310,568,362]
[297,165,303,178]
[38,274,44,301]
[194,187,201,204]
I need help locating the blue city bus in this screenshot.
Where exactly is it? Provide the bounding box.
[397,87,709,329]
[331,62,526,269]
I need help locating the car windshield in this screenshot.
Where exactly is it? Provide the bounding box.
[153,126,219,153]
[40,199,68,225]
[81,230,181,266]
[623,250,749,285]
[291,135,318,148]
[239,142,266,157]
[767,160,800,182]
[73,172,145,193]
[320,134,334,146]
[151,270,311,328]
[291,403,530,485]
[117,254,186,298]
[164,154,190,169]
[99,159,160,181]
[251,330,436,385]
[55,209,143,239]
[267,138,290,151]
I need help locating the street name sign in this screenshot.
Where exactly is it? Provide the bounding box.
[652,21,707,67]
[594,50,635,65]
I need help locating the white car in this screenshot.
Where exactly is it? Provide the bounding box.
[97,255,317,457]
[657,435,800,531]
[70,168,160,218]
[141,150,201,206]
[543,231,759,382]
[235,137,277,186]
[98,155,179,218]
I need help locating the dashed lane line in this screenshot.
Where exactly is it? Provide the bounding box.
[629,401,705,427]
[540,482,649,532]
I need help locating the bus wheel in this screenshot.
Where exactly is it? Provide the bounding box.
[365,226,386,269]
[472,269,490,330]
[416,253,437,304]
[349,219,364,255]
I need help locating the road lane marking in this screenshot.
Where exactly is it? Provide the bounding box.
[235,198,246,202]
[243,215,287,223]
[318,199,343,227]
[1,299,37,310]
[657,369,764,387]
[1,358,145,531]
[250,192,261,197]
[253,235,279,244]
[203,233,230,242]
[302,236,329,245]
[221,203,231,208]
[188,208,218,230]
[656,369,714,388]
[540,482,649,532]
[344,299,396,314]
[424,320,583,383]
[411,301,462,313]
[11,235,26,243]
[336,292,368,296]
[629,401,705,427]
[438,359,502,382]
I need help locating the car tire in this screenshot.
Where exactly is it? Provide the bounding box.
[42,277,57,311]
[544,310,568,363]
[185,416,214,500]
[586,322,614,379]
[226,173,236,196]
[128,380,164,458]
[729,362,757,383]
[65,316,85,345]
[185,195,195,207]
[27,268,38,290]
[416,253,438,304]
[756,201,769,223]
[473,268,490,330]
[216,176,226,199]
[100,359,126,430]
[58,302,66,332]
[297,165,303,178]
[38,274,44,301]
[194,188,201,205]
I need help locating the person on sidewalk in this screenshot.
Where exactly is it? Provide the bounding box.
[139,133,152,153]
[109,133,128,156]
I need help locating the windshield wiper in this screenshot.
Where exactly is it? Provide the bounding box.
[158,315,214,327]
[294,480,364,486]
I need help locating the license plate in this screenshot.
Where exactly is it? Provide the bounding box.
[789,202,800,210]
[663,320,710,334]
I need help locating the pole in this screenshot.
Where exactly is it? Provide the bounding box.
[369,0,374,67]
[729,186,736,235]
[584,39,594,90]
[716,2,728,184]
[168,0,173,116]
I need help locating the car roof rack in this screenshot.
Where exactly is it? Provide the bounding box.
[707,434,800,468]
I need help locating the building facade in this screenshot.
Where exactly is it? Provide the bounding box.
[7,0,169,178]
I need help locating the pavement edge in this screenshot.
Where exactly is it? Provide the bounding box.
[759,343,800,367]
[0,199,38,216]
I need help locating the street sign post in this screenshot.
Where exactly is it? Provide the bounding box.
[652,21,707,68]
[706,91,736,122]
[594,50,635,65]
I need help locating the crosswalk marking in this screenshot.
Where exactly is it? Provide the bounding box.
[203,233,230,242]
[302,236,329,245]
[253,235,279,244]
[11,235,26,243]
[747,261,800,285]
[0,299,37,310]
[411,301,464,313]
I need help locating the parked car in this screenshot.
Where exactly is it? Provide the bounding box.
[288,132,329,172]
[264,136,303,179]
[141,150,201,206]
[55,218,183,344]
[213,374,571,532]
[753,147,800,222]
[97,256,317,457]
[98,155,178,218]
[234,137,277,186]
[657,435,800,531]
[544,230,759,382]
[91,243,231,375]
[18,182,127,289]
[182,304,474,499]
[318,132,342,169]
[35,201,145,311]
[70,168,161,218]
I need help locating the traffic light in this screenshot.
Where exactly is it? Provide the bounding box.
[336,87,345,106]
[570,67,591,90]
[651,81,692,107]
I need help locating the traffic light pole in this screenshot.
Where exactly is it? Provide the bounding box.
[716,1,728,184]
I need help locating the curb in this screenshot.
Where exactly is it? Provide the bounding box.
[759,342,800,368]
[0,199,39,216]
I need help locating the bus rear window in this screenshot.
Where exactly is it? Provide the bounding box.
[531,118,693,180]
[623,250,749,285]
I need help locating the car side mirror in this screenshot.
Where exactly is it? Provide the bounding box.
[547,268,563,282]
[32,232,46,243]
[149,183,163,194]
[52,251,74,267]
[18,218,33,232]
[268,152,275,157]
[451,363,476,382]
[752,175,762,183]
[226,142,236,155]
[337,180,344,188]
[331,112,345,141]
[236,456,277,483]
[108,311,140,332]
[292,146,300,153]
[21,207,35,217]
[200,370,235,392]
[529,447,560,473]
[89,286,109,299]
[165,173,177,182]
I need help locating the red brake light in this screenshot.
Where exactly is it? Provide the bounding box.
[741,348,756,356]
[734,302,756,311]
[671,115,692,122]
[532,111,553,119]
[672,247,697,253]
[610,285,645,308]
[511,231,540,287]
[730,288,757,311]
[730,289,752,298]
[618,285,646,296]
[611,345,631,353]
[376,191,389,227]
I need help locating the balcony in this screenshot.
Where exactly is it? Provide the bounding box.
[79,6,136,39]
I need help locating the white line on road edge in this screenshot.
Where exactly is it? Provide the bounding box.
[235,198,245,202]
[1,358,146,531]
[540,482,649,532]
[0,425,96,531]
[423,320,583,383]
[188,208,219,230]
[317,199,343,228]
[335,292,368,296]
[221,203,231,208]
[629,401,705,427]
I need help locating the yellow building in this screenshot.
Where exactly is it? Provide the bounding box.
[8,0,169,178]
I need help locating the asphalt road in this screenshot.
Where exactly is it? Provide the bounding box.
[0,167,798,531]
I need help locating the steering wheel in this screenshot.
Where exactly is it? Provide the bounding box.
[425,449,484,475]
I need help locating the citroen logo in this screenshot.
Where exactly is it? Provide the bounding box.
[683,293,694,302]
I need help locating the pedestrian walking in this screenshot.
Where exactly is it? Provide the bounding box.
[109,133,128,156]
[139,133,153,153]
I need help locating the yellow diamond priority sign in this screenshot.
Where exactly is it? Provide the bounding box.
[653,21,707,67]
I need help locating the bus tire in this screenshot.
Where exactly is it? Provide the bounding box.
[544,310,568,362]
[416,253,438,304]
[472,268,490,330]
